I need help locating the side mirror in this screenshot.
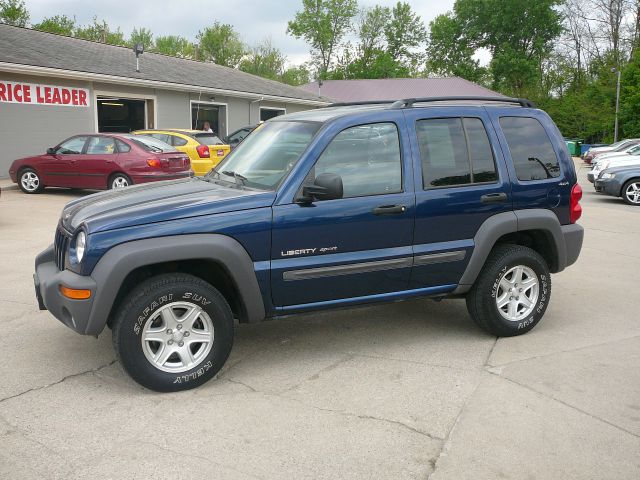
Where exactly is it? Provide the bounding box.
[299,173,343,204]
[47,147,56,155]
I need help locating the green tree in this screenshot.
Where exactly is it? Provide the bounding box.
[75,17,126,45]
[356,6,391,71]
[129,27,154,50]
[281,64,312,85]
[384,2,427,73]
[239,38,286,80]
[287,0,358,79]
[0,0,29,26]
[155,35,195,59]
[620,50,640,137]
[426,13,484,82]
[454,0,564,96]
[32,14,76,36]
[197,22,245,68]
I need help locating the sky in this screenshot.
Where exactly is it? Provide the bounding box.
[24,0,459,66]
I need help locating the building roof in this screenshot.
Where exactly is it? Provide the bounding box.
[0,23,328,105]
[299,78,502,102]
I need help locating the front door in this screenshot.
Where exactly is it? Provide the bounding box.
[404,108,513,288]
[271,118,416,308]
[39,136,89,187]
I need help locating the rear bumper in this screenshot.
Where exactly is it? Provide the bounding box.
[561,224,584,269]
[131,171,192,184]
[34,245,97,334]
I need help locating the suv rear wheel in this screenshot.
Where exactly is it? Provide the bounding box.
[112,274,234,392]
[466,244,551,337]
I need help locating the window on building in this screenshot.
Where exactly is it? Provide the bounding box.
[499,117,561,181]
[309,122,402,199]
[260,108,286,122]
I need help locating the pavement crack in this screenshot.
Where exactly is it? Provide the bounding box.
[0,359,117,404]
[137,441,266,479]
[225,378,259,392]
[488,371,640,439]
[487,334,640,368]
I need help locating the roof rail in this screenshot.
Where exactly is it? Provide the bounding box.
[328,100,397,107]
[390,96,536,109]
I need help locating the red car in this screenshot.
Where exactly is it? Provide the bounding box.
[9,133,192,194]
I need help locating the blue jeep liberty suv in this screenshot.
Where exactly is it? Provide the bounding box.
[34,97,584,391]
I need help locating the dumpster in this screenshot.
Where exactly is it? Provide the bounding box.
[565,139,582,156]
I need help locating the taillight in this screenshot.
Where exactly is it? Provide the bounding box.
[183,157,190,167]
[570,183,583,223]
[196,145,210,158]
[146,158,161,168]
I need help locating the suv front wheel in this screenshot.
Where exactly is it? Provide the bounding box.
[112,274,235,391]
[466,244,551,337]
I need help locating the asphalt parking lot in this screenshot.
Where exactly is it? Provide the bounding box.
[0,160,639,480]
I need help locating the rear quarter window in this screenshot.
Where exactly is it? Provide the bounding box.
[499,117,561,181]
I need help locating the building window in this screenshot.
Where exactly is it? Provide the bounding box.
[260,107,286,122]
[192,102,226,136]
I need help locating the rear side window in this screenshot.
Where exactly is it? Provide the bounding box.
[499,117,560,181]
[86,136,116,154]
[115,139,131,153]
[172,136,188,146]
[416,118,497,188]
[147,133,171,144]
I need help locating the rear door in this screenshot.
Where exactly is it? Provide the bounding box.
[39,136,89,187]
[404,107,513,288]
[491,112,571,223]
[76,136,119,189]
[270,115,416,309]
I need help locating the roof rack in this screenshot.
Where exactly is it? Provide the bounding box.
[327,96,536,109]
[328,100,396,107]
[390,96,536,109]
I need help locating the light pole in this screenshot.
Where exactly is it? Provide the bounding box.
[612,67,621,143]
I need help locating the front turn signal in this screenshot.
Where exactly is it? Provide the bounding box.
[59,285,92,300]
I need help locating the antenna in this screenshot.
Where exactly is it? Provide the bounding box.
[133,43,144,72]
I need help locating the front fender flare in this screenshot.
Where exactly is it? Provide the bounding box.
[85,234,265,335]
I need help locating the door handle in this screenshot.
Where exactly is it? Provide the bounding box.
[480,193,508,204]
[373,204,407,215]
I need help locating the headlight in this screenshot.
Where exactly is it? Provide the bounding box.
[74,231,86,263]
[600,173,615,180]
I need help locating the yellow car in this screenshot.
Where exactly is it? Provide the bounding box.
[133,129,231,176]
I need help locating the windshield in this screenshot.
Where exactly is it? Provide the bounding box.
[122,134,177,153]
[210,121,320,190]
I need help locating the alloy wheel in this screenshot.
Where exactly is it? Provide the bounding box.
[141,302,215,373]
[625,182,640,204]
[20,171,40,192]
[495,265,539,322]
[112,176,129,188]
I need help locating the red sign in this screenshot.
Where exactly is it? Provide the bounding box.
[0,80,89,107]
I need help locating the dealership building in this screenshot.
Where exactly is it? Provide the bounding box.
[0,24,328,177]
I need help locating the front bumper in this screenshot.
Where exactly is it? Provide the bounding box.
[595,178,622,197]
[34,245,97,335]
[587,171,597,183]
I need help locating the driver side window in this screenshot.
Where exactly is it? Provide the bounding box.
[57,136,88,155]
[309,122,402,199]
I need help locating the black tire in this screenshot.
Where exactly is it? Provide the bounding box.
[108,173,132,189]
[112,274,235,392]
[18,168,44,194]
[621,179,640,206]
[466,244,551,337]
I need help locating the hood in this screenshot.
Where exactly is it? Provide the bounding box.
[594,152,630,164]
[604,157,640,169]
[604,164,640,175]
[61,177,276,234]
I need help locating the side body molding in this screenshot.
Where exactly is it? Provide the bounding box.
[453,209,570,295]
[87,234,266,335]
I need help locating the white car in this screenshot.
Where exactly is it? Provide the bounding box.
[584,139,640,163]
[592,144,640,164]
[589,154,640,184]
